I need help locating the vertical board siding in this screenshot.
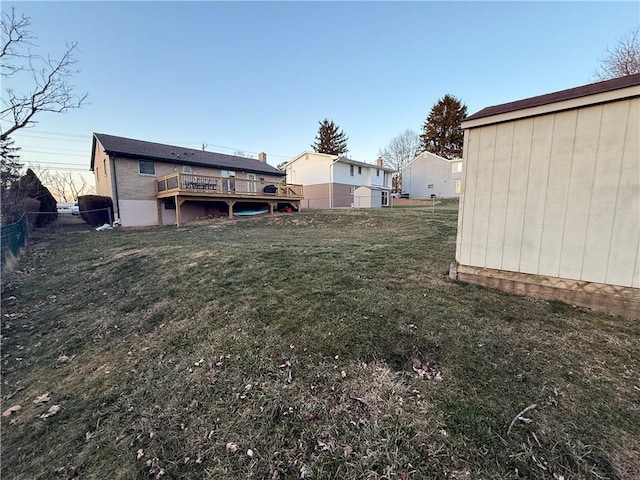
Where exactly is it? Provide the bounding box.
[469,126,497,266]
[501,119,534,272]
[519,115,555,274]
[457,129,480,265]
[458,96,639,288]
[559,107,602,280]
[606,98,640,287]
[582,101,629,283]
[485,122,515,269]
[538,110,578,277]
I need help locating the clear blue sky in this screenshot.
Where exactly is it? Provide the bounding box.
[3,1,639,173]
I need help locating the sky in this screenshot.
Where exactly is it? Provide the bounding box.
[2,1,639,177]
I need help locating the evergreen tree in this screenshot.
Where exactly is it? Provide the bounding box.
[420,94,468,159]
[312,119,348,155]
[0,137,23,190]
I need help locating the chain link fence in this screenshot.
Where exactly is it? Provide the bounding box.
[1,214,28,271]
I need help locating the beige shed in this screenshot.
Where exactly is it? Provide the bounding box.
[452,74,640,318]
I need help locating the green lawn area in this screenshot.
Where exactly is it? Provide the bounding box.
[1,206,638,479]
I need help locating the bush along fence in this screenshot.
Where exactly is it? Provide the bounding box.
[1,214,28,272]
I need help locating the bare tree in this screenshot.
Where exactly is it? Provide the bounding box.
[233,150,255,159]
[29,164,94,202]
[379,129,421,193]
[0,8,88,141]
[594,27,640,81]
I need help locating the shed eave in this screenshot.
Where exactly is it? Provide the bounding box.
[462,84,640,129]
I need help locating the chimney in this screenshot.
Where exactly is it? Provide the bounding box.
[376,156,383,168]
[258,152,267,163]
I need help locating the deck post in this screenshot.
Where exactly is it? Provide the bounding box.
[268,201,276,214]
[226,200,236,218]
[175,195,182,226]
[157,200,162,226]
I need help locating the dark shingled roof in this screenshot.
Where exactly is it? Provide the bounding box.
[465,73,640,122]
[92,133,285,177]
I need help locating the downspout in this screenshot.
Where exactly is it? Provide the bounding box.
[110,155,121,222]
[329,162,333,209]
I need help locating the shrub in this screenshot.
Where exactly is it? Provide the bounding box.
[78,195,114,227]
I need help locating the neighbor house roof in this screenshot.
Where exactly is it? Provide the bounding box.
[402,151,460,171]
[91,133,285,176]
[285,151,395,172]
[336,157,395,173]
[465,73,640,123]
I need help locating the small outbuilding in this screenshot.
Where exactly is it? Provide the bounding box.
[452,74,640,318]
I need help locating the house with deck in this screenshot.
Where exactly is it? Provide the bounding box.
[401,152,463,199]
[90,133,303,226]
[452,74,640,318]
[283,152,394,209]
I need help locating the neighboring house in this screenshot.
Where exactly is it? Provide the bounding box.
[401,152,463,199]
[452,73,640,318]
[90,133,303,227]
[283,152,394,209]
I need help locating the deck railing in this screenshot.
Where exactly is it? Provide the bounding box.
[157,173,303,198]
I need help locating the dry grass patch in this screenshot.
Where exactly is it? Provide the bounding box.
[2,206,639,479]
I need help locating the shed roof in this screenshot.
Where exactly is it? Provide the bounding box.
[465,73,640,122]
[91,133,284,176]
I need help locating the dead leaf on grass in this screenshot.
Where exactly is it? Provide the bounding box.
[57,354,75,363]
[343,445,353,458]
[85,431,95,442]
[41,404,60,418]
[147,457,165,479]
[411,357,443,381]
[2,405,21,417]
[33,393,51,405]
[137,448,144,460]
[226,442,239,453]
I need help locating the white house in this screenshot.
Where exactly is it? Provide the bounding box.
[452,73,640,318]
[284,152,394,209]
[401,152,463,199]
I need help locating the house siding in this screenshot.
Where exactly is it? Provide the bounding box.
[94,140,114,199]
[457,96,640,289]
[285,152,392,209]
[402,152,462,199]
[299,184,330,209]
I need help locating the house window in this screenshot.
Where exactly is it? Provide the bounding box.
[103,158,107,176]
[139,160,156,175]
[452,162,462,173]
[376,169,380,177]
[381,191,389,206]
[164,198,176,210]
[349,186,356,195]
[383,172,389,186]
[350,165,354,176]
[182,165,193,174]
[456,180,462,193]
[428,184,434,189]
[358,166,362,175]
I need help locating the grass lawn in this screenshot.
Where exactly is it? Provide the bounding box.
[2,205,638,479]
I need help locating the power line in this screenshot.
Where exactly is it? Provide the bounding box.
[9,128,297,160]
[20,150,87,158]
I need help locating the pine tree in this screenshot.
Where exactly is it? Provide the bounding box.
[420,94,468,159]
[0,137,23,190]
[312,119,348,156]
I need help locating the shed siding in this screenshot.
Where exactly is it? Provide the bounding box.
[485,122,514,268]
[458,96,640,288]
[538,109,577,277]
[607,99,639,287]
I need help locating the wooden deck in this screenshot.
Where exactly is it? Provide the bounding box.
[156,173,303,224]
